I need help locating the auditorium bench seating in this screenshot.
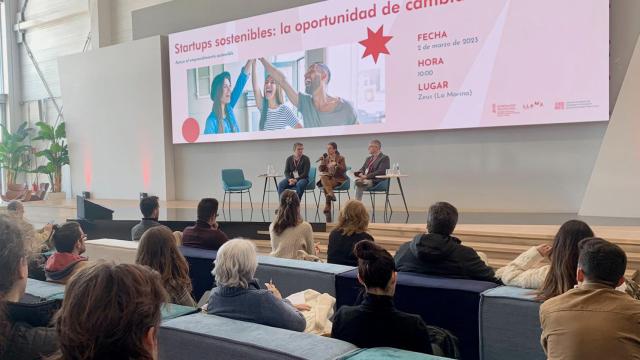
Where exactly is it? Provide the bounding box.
[25,278,65,300]
[336,270,498,360]
[159,313,358,360]
[479,286,544,360]
[85,238,139,264]
[179,246,218,301]
[339,348,452,360]
[255,255,354,297]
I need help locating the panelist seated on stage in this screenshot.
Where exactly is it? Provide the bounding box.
[181,198,229,251]
[354,139,390,201]
[131,195,162,241]
[394,202,500,283]
[277,142,311,199]
[317,141,347,213]
[540,238,640,360]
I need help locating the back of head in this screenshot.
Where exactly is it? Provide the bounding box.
[426,202,458,236]
[578,237,627,287]
[336,200,369,236]
[51,222,82,253]
[139,196,159,218]
[136,226,191,296]
[0,215,26,353]
[197,198,218,222]
[537,220,594,300]
[272,190,301,235]
[53,262,168,360]
[214,239,257,288]
[354,240,395,291]
[6,200,22,214]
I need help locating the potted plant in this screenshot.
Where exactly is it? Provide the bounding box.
[0,122,34,189]
[34,121,69,200]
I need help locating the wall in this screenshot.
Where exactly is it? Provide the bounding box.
[122,0,639,213]
[58,36,175,200]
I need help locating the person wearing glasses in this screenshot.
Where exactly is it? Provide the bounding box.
[181,198,229,250]
[44,222,89,284]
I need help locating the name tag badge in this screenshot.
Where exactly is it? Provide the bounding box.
[293,171,299,178]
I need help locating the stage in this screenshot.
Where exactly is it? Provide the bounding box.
[15,198,640,278]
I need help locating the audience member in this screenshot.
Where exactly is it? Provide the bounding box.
[182,198,229,250]
[206,239,307,331]
[277,142,311,199]
[269,190,318,259]
[0,215,58,360]
[131,196,162,241]
[332,240,433,354]
[51,262,168,360]
[44,222,88,284]
[540,238,640,360]
[7,200,54,251]
[136,226,196,306]
[317,142,347,213]
[354,139,390,201]
[327,200,374,266]
[394,202,499,283]
[498,220,593,296]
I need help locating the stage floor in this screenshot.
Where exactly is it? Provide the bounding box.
[17,197,640,228]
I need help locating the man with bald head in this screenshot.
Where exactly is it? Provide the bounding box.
[260,58,357,127]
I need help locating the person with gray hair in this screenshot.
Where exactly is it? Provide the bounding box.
[354,139,391,201]
[206,239,308,331]
[6,200,53,251]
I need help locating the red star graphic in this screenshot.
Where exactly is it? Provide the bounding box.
[358,26,393,63]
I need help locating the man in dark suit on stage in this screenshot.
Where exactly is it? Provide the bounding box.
[354,139,390,201]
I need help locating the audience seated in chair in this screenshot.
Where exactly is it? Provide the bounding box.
[136,226,197,306]
[0,215,58,360]
[206,239,308,332]
[7,200,53,252]
[496,220,640,300]
[50,262,168,360]
[44,222,89,284]
[394,202,500,283]
[331,240,434,354]
[540,238,640,360]
[269,190,319,260]
[181,198,228,251]
[327,200,374,266]
[131,196,162,241]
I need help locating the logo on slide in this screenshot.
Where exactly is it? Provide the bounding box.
[182,118,200,143]
[359,26,393,63]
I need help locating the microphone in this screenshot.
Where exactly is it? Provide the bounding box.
[316,153,328,162]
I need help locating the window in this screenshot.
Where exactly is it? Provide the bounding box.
[195,66,211,99]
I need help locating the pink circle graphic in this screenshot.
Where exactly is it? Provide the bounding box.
[182,118,200,143]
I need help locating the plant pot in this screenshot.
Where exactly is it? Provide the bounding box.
[46,191,67,201]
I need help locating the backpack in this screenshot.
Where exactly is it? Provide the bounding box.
[427,325,461,359]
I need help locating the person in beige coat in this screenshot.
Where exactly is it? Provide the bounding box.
[270,190,319,259]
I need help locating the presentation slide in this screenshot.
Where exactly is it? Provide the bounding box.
[169,0,609,144]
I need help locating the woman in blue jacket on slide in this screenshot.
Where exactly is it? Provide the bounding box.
[204,60,251,134]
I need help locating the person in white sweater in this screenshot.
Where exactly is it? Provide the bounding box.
[496,220,594,298]
[270,190,319,259]
[496,220,640,300]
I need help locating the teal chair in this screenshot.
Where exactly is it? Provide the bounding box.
[221,169,253,213]
[317,166,351,213]
[365,179,391,223]
[303,167,318,217]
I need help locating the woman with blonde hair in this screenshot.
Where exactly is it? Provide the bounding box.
[136,226,196,306]
[327,200,374,266]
